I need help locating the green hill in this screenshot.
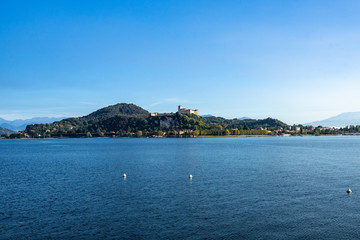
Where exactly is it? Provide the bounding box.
[202,116,288,130]
[21,103,290,138]
[84,103,149,121]
[25,103,151,137]
[59,103,149,125]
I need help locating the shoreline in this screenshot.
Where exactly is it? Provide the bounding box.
[1,134,354,140]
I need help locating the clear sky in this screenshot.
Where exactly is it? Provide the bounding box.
[1,0,360,124]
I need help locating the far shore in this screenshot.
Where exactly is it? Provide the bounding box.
[2,134,356,140]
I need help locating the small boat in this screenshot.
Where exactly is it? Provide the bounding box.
[347,187,352,194]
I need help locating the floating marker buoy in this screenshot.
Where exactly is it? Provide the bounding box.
[189,174,193,179]
[123,173,127,178]
[347,187,352,194]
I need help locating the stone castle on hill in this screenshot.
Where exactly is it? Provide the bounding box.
[150,105,199,116]
[177,105,199,116]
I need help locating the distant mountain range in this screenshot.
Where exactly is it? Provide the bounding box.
[0,117,65,131]
[304,112,360,127]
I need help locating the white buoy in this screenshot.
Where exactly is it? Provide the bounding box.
[189,174,193,179]
[123,173,127,178]
[347,187,352,194]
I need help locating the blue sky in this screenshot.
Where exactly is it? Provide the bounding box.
[1,0,360,124]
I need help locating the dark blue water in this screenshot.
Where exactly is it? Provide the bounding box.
[1,136,360,239]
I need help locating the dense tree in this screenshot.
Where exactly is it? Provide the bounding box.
[21,103,350,138]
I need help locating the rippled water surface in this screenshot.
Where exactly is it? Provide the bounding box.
[1,136,360,239]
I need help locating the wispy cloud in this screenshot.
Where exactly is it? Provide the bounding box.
[146,102,162,108]
[145,98,191,109]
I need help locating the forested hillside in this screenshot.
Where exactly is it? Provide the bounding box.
[11,103,290,138]
[202,117,288,130]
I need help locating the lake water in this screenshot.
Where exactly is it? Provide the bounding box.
[1,136,360,239]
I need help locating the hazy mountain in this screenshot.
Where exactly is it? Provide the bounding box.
[0,126,15,136]
[201,114,214,117]
[237,117,252,120]
[304,112,360,127]
[0,117,66,131]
